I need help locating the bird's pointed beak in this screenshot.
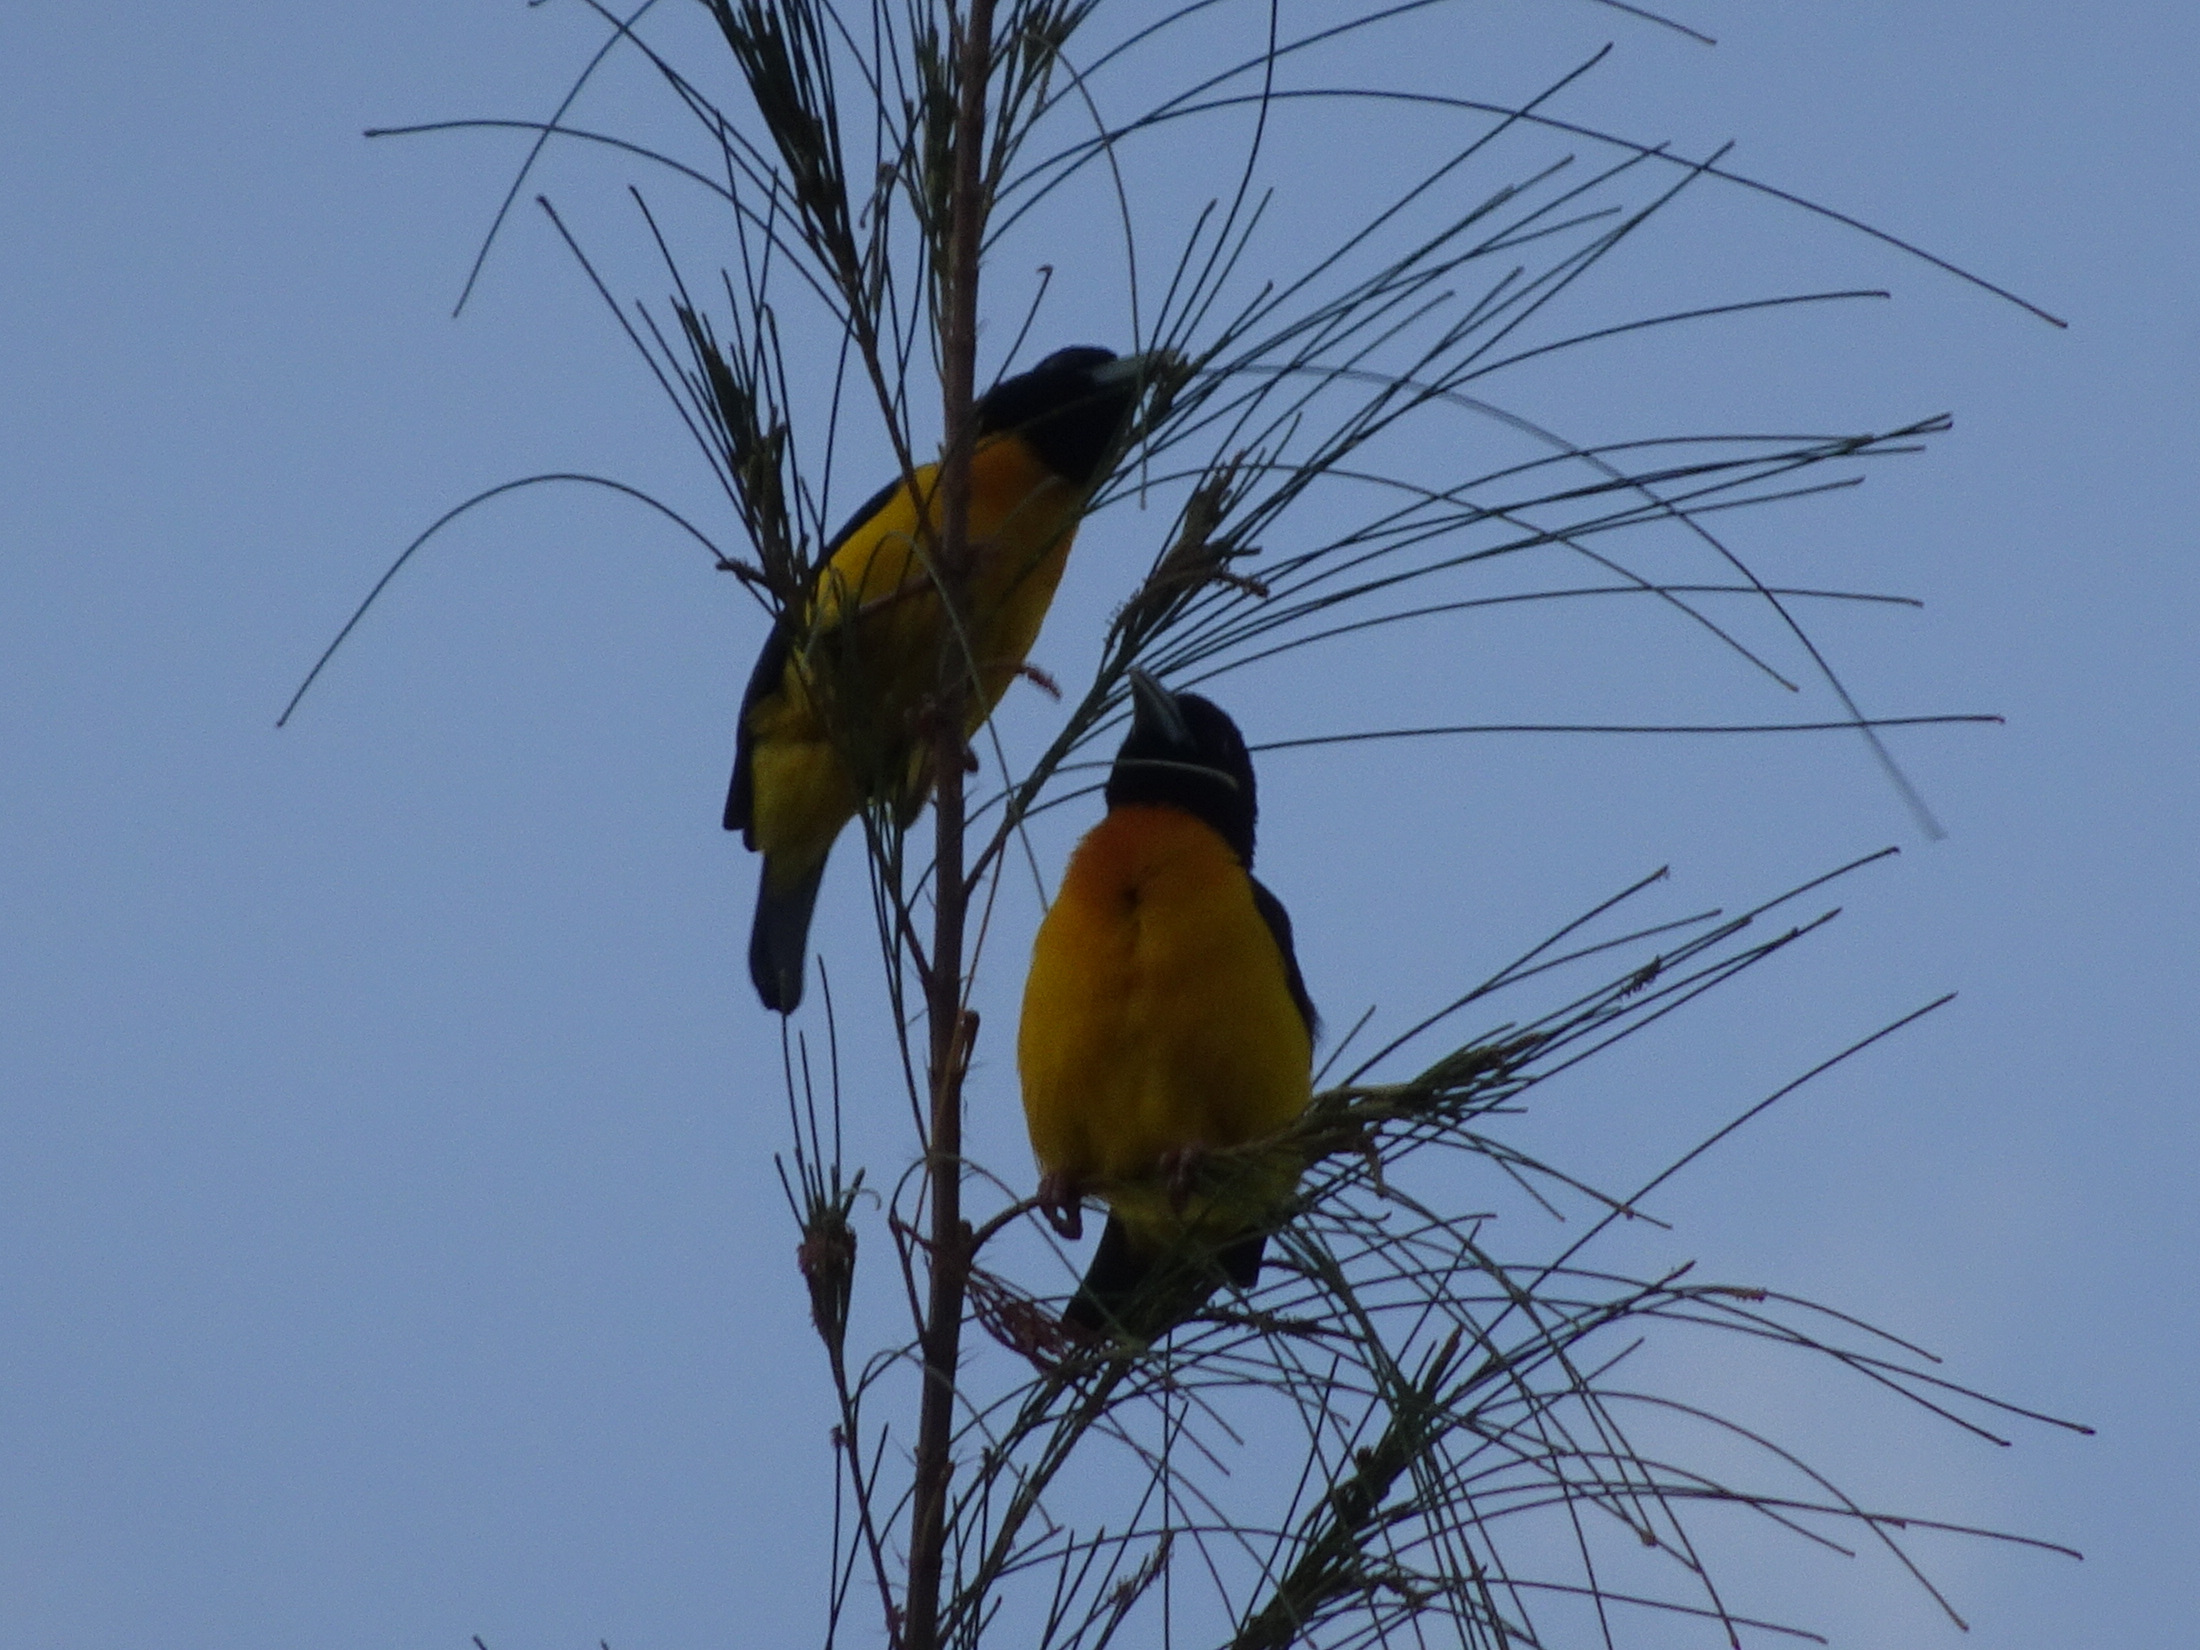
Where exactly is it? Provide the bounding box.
[1091,349,1154,385]
[1125,667,1191,750]
[1090,348,1181,392]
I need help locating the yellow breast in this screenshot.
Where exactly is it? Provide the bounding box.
[1018,806,1313,1229]
[743,435,1087,865]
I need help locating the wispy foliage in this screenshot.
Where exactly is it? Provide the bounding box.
[315,3,2079,1646]
[906,853,2084,1647]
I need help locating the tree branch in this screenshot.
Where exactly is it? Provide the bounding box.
[903,4,999,1646]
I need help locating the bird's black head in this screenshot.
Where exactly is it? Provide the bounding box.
[1104,669,1260,865]
[976,346,1147,487]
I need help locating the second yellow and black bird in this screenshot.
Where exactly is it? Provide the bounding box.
[728,347,1152,1012]
[1019,670,1317,1336]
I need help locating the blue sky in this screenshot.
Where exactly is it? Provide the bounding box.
[3,2,2193,1645]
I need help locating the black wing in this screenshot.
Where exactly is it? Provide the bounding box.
[1250,875,1319,1043]
[724,612,795,837]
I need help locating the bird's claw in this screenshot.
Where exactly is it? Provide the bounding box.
[1036,1171,1084,1240]
[1159,1145,1210,1214]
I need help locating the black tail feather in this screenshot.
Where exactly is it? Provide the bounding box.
[1218,1231,1267,1292]
[1065,1215,1269,1336]
[749,854,828,1013]
[1064,1214,1147,1332]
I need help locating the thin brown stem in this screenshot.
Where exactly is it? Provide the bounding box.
[903,4,998,1646]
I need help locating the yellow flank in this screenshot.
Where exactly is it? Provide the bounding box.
[1019,805,1314,1248]
[745,435,1082,876]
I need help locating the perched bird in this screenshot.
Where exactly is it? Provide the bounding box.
[728,347,1152,1012]
[1018,669,1316,1336]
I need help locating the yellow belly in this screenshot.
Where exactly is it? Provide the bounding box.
[745,436,1084,870]
[1018,807,1313,1241]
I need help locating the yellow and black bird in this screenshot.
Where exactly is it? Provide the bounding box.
[1018,669,1316,1335]
[727,347,1152,1012]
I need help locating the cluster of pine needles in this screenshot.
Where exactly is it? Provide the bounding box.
[779,850,2083,1649]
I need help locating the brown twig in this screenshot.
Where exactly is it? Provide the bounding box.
[902,5,998,1646]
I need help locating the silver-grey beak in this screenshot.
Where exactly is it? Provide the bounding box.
[1090,348,1168,387]
[1125,667,1191,749]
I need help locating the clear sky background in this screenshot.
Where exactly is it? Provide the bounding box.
[3,2,2193,1646]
